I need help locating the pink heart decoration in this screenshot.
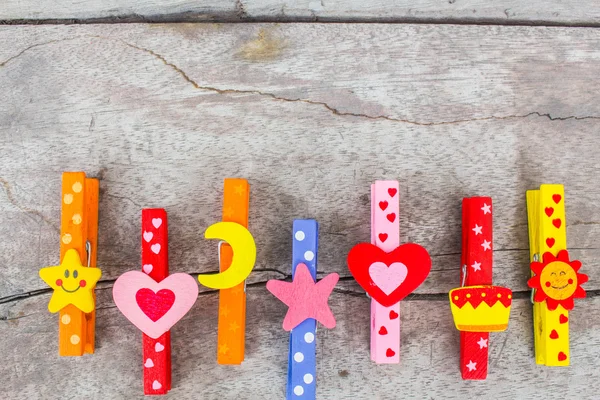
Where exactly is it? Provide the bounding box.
[143,231,153,242]
[151,243,161,254]
[152,218,163,229]
[369,262,408,295]
[113,271,198,339]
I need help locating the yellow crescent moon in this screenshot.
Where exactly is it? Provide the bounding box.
[198,221,256,289]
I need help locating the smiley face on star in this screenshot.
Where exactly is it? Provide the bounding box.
[39,249,102,313]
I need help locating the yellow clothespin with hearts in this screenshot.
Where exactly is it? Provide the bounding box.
[526,184,588,366]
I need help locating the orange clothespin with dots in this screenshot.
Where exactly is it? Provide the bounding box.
[39,172,101,356]
[527,184,588,366]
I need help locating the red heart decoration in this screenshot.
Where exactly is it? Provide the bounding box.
[389,310,399,320]
[386,348,396,357]
[379,201,388,211]
[378,233,388,243]
[549,329,559,339]
[379,326,388,335]
[559,314,568,324]
[546,238,555,248]
[136,288,176,322]
[347,243,431,307]
[553,194,562,204]
[558,352,567,362]
[388,188,397,198]
[386,213,396,223]
[552,219,561,228]
[545,207,554,217]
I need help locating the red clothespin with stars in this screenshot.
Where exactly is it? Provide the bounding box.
[448,198,512,380]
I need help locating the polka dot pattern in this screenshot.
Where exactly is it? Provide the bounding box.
[288,220,318,399]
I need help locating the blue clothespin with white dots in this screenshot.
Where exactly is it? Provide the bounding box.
[266,220,339,399]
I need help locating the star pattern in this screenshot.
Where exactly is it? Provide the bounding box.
[229,321,240,333]
[466,360,477,371]
[472,224,482,235]
[481,203,491,214]
[234,185,245,196]
[477,337,488,349]
[266,263,338,331]
[471,261,482,271]
[39,249,102,313]
[481,240,492,251]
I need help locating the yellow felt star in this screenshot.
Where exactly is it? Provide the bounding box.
[218,343,230,355]
[229,321,240,333]
[39,249,102,313]
[234,185,245,196]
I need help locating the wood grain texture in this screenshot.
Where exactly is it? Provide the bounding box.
[1,288,600,399]
[2,0,600,25]
[0,23,599,397]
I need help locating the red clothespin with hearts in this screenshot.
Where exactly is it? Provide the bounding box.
[347,181,431,363]
[448,198,512,379]
[113,209,198,395]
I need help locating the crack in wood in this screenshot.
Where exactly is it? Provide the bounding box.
[1,35,599,126]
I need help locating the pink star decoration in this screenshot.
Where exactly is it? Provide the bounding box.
[266,263,339,331]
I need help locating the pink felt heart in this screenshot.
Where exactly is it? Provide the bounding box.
[113,271,198,339]
[369,262,408,295]
[143,231,153,242]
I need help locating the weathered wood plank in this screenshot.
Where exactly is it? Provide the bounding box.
[1,24,599,301]
[1,288,599,399]
[2,0,600,25]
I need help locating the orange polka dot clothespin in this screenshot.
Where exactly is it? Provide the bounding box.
[39,172,100,356]
[526,185,588,366]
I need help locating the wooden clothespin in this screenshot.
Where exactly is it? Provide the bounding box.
[197,178,256,364]
[113,209,198,395]
[347,180,431,363]
[448,197,512,380]
[39,172,100,356]
[526,185,588,366]
[266,219,339,399]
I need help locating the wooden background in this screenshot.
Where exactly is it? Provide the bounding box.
[1,2,600,399]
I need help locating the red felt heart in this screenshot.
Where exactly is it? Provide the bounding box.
[546,238,555,248]
[545,207,554,217]
[553,194,562,204]
[388,188,397,198]
[378,233,388,243]
[389,310,399,320]
[549,329,559,339]
[558,352,567,362]
[136,288,176,322]
[559,314,568,324]
[379,326,388,335]
[347,243,431,307]
[386,213,396,223]
[386,348,396,357]
[553,219,561,228]
[379,201,388,211]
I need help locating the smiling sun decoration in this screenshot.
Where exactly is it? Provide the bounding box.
[528,250,588,311]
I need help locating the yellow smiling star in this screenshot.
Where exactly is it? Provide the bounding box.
[39,249,102,313]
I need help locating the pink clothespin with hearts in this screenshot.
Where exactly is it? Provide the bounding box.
[347,181,432,363]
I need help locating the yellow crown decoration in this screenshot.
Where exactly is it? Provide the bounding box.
[449,285,513,332]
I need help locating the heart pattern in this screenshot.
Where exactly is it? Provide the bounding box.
[553,194,562,204]
[136,288,176,322]
[143,231,154,242]
[152,218,163,229]
[559,314,568,324]
[151,243,161,254]
[386,348,396,357]
[369,262,408,295]
[549,329,559,339]
[552,218,562,228]
[379,201,388,211]
[386,213,396,223]
[389,310,399,320]
[378,233,388,243]
[545,207,554,217]
[379,326,388,335]
[558,352,567,362]
[388,188,397,198]
[143,264,153,274]
[113,271,198,339]
[347,242,431,307]
[546,238,555,248]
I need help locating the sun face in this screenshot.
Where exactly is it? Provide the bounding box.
[528,250,587,311]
